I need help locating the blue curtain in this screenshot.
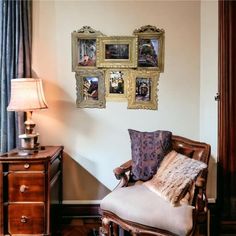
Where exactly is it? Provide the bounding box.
[0,0,32,153]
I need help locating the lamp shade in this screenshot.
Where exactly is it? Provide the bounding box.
[7,78,48,111]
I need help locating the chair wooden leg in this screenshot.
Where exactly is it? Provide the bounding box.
[113,223,119,236]
[101,217,112,236]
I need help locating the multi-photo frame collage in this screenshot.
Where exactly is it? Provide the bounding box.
[71,25,164,110]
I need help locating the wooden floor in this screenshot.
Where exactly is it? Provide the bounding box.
[60,218,131,236]
[61,218,102,236]
[61,219,216,236]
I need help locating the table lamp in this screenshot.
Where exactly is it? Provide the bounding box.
[7,78,48,154]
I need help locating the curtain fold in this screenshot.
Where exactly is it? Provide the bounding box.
[0,0,32,154]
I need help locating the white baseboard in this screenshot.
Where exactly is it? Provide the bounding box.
[63,198,215,204]
[63,200,101,204]
[208,198,216,203]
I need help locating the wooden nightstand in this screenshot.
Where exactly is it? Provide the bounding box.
[0,146,63,236]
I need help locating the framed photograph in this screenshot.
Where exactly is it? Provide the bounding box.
[127,70,160,110]
[133,25,165,72]
[72,26,104,71]
[75,69,105,108]
[96,36,138,68]
[105,69,130,101]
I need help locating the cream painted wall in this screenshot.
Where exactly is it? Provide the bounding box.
[31,0,216,200]
[200,0,218,199]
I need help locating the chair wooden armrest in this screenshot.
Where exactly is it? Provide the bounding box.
[113,160,132,188]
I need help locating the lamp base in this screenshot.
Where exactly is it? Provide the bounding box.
[18,133,40,156]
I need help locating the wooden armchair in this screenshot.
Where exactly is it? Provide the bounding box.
[100,135,211,236]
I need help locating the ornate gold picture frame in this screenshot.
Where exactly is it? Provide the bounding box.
[96,36,138,68]
[133,25,165,72]
[127,70,159,110]
[71,26,104,71]
[72,25,164,110]
[105,69,130,101]
[75,69,105,108]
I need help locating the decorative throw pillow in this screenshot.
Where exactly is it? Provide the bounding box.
[143,150,207,206]
[128,129,172,181]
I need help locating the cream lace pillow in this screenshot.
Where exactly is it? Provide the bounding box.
[143,150,207,206]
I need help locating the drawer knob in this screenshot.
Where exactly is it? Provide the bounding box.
[24,163,30,169]
[20,215,28,223]
[19,185,29,193]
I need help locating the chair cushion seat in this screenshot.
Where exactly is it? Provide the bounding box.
[100,185,194,236]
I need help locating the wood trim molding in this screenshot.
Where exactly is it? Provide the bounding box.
[62,204,101,218]
[218,0,230,217]
[218,0,236,229]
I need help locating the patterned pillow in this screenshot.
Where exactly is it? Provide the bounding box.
[143,150,207,206]
[128,129,172,181]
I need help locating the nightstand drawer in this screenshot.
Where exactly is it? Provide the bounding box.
[8,173,45,202]
[8,204,44,235]
[9,163,44,171]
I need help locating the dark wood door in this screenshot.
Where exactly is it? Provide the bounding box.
[218,0,236,233]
